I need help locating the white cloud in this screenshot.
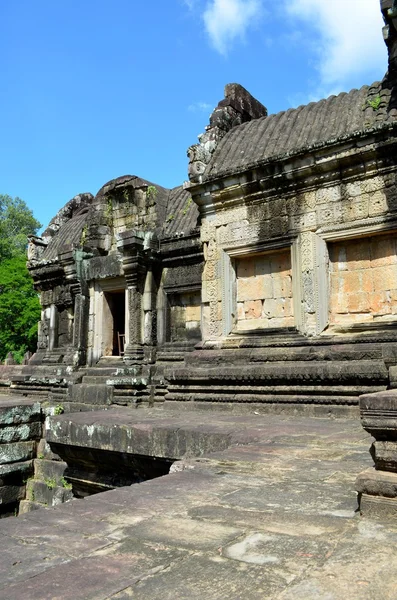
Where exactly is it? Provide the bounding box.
[188,101,213,112]
[182,0,196,9]
[203,0,262,55]
[285,0,387,93]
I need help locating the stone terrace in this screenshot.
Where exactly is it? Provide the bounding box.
[0,408,397,599]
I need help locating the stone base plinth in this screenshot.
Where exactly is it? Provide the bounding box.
[359,493,397,517]
[360,389,397,439]
[357,468,397,516]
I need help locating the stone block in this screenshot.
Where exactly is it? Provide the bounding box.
[359,492,397,517]
[272,275,292,298]
[370,291,391,315]
[330,313,373,325]
[33,458,67,482]
[360,389,397,440]
[0,441,35,464]
[345,240,370,270]
[371,237,397,267]
[26,479,73,507]
[244,300,262,319]
[360,270,374,293]
[185,306,201,322]
[237,318,268,330]
[236,259,254,278]
[356,467,397,497]
[68,383,113,405]
[347,292,371,313]
[0,400,41,426]
[0,460,33,485]
[263,298,291,319]
[369,190,388,216]
[237,278,265,302]
[373,265,397,291]
[268,316,295,328]
[254,257,271,277]
[0,422,42,444]
[345,181,362,198]
[371,441,397,471]
[270,252,291,275]
[362,176,384,193]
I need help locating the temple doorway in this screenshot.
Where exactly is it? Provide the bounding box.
[104,291,126,356]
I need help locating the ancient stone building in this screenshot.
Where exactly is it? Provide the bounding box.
[2,0,397,416]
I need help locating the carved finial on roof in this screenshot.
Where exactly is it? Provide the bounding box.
[186,84,267,185]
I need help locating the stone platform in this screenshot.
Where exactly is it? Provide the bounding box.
[0,409,397,599]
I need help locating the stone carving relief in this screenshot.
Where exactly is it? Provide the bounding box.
[187,84,267,184]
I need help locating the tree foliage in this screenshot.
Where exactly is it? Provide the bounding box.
[0,195,42,362]
[0,194,41,260]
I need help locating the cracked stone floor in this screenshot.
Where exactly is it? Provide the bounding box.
[0,408,396,599]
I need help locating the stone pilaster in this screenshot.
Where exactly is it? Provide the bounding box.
[118,231,148,364]
[72,294,89,366]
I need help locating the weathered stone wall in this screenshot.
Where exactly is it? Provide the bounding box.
[0,399,42,516]
[329,235,397,326]
[197,153,397,340]
[169,291,201,341]
[235,250,294,330]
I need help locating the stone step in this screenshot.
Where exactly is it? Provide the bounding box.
[166,360,389,384]
[81,375,147,386]
[165,392,360,405]
[83,367,141,377]
[68,383,112,405]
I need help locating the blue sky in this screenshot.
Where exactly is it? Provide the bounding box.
[0,0,388,230]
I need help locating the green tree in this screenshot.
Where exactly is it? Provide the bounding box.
[0,195,41,362]
[0,194,41,260]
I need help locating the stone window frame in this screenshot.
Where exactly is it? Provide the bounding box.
[160,282,203,345]
[221,238,301,337]
[320,221,397,333]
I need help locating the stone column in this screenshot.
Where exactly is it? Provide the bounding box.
[124,283,144,363]
[72,293,89,366]
[48,304,58,351]
[356,387,397,517]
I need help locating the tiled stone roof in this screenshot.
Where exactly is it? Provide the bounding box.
[41,212,88,261]
[203,82,397,181]
[162,186,199,236]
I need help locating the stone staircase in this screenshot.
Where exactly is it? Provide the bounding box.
[164,334,394,410]
[66,359,151,408]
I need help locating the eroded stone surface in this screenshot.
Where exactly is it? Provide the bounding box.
[0,409,395,599]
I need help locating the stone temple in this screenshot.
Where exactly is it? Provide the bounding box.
[18,0,397,409]
[2,2,397,596]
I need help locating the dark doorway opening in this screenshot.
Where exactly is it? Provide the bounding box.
[105,291,126,356]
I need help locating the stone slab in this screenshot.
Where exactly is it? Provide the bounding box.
[0,421,42,443]
[120,516,241,551]
[0,441,36,464]
[0,398,41,426]
[0,409,394,599]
